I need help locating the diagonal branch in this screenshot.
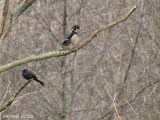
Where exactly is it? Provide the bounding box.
[0,80,32,112]
[0,0,37,42]
[67,0,84,22]
[0,0,10,38]
[11,0,37,22]
[123,3,144,83]
[0,5,136,73]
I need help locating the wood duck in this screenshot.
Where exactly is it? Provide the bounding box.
[62,25,82,49]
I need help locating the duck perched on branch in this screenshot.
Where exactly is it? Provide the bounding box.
[62,25,82,49]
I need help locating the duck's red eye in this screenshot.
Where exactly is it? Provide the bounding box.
[77,26,80,29]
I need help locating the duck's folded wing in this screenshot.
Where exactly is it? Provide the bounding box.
[62,39,71,46]
[62,34,71,46]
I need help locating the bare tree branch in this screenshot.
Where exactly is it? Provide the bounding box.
[115,0,126,20]
[0,0,9,38]
[67,0,84,22]
[31,7,60,45]
[123,3,144,84]
[11,0,36,22]
[0,80,32,112]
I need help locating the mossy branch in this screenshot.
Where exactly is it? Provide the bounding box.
[0,5,136,73]
[11,0,36,22]
[0,0,36,42]
[0,80,32,112]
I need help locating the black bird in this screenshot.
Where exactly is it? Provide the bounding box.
[62,25,82,49]
[22,69,44,86]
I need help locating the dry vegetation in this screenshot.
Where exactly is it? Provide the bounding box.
[0,0,160,120]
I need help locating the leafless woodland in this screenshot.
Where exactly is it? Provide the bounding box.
[0,0,160,120]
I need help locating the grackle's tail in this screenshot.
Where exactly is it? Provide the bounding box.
[33,76,44,86]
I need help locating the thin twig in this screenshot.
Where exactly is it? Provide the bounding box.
[0,80,11,106]
[141,85,157,108]
[113,92,120,118]
[13,90,42,104]
[115,0,126,20]
[125,100,139,119]
[67,0,84,22]
[31,7,60,44]
[124,3,144,83]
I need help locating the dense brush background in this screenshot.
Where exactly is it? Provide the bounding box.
[0,0,160,120]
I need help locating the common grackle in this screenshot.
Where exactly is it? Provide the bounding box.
[22,69,44,86]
